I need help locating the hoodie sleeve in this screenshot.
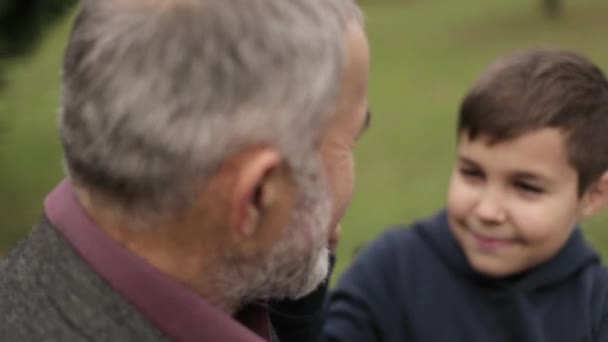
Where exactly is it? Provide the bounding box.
[322,229,405,342]
[591,268,608,342]
[268,255,335,342]
[593,315,608,342]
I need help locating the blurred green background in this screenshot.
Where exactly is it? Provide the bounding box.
[1,0,608,281]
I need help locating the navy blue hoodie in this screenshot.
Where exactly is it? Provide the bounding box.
[323,210,608,342]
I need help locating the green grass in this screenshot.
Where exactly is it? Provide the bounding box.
[0,11,72,252]
[336,0,608,279]
[2,1,608,282]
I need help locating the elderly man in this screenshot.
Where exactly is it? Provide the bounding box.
[0,0,370,341]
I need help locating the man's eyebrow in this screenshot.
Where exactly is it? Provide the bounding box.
[357,108,372,139]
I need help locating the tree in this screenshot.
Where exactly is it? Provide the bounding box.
[543,0,562,17]
[0,0,78,60]
[0,0,77,93]
[0,0,77,136]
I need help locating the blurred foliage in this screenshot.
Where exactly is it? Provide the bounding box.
[543,0,562,17]
[0,0,78,59]
[357,0,564,17]
[0,5,75,254]
[0,0,78,216]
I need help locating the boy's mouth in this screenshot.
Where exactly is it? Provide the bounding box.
[470,230,514,251]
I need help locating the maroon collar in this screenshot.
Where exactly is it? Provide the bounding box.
[44,180,271,342]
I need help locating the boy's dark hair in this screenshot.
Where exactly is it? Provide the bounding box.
[458,48,608,195]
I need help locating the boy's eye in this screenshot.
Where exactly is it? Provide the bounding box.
[514,181,544,194]
[459,167,484,179]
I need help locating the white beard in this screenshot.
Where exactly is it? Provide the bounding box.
[214,165,332,310]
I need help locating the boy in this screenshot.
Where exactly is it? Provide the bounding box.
[323,49,608,341]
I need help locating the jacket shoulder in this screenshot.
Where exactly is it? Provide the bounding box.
[0,218,168,341]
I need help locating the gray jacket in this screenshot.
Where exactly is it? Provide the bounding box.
[0,217,169,341]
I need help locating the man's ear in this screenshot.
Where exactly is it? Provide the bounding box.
[582,170,608,218]
[227,146,296,256]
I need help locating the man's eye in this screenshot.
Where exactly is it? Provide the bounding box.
[514,181,544,194]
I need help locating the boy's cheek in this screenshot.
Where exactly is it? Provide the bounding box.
[511,215,568,248]
[447,182,477,215]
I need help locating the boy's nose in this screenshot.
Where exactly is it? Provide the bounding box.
[473,187,507,225]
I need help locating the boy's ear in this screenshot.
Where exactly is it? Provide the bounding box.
[227,146,296,257]
[582,170,608,218]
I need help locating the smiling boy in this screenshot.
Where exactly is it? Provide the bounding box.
[323,49,608,342]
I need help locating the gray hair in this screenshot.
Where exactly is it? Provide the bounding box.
[60,0,362,215]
